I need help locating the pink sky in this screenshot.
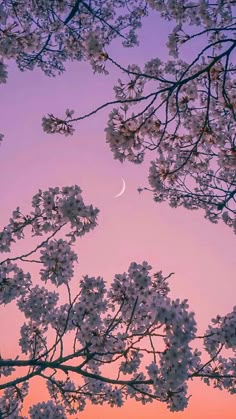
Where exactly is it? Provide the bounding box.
[0,11,235,418]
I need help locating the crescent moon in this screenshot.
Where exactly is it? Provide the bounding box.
[114,178,126,198]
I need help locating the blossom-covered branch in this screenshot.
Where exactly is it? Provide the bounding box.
[41,1,236,232]
[0,188,235,418]
[0,0,148,80]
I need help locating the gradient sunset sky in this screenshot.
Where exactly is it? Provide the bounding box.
[0,9,236,419]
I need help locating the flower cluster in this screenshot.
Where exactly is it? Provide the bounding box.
[0,357,15,378]
[19,321,48,357]
[0,262,31,304]
[42,114,74,136]
[0,383,28,419]
[105,105,161,164]
[82,30,105,61]
[204,308,236,355]
[29,401,66,419]
[114,65,145,100]
[73,275,108,346]
[17,285,59,323]
[0,226,15,253]
[47,378,87,415]
[49,303,74,334]
[42,112,75,136]
[0,185,99,254]
[40,239,78,286]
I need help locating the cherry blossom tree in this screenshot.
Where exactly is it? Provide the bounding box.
[36,1,235,233]
[0,187,235,418]
[0,1,235,230]
[0,2,235,417]
[0,0,147,143]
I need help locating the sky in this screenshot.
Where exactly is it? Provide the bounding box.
[0,9,236,419]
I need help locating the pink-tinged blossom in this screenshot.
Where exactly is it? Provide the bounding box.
[17,285,59,323]
[19,322,48,356]
[0,249,235,414]
[0,383,28,419]
[29,401,66,419]
[0,262,31,304]
[40,239,78,286]
[0,1,146,77]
